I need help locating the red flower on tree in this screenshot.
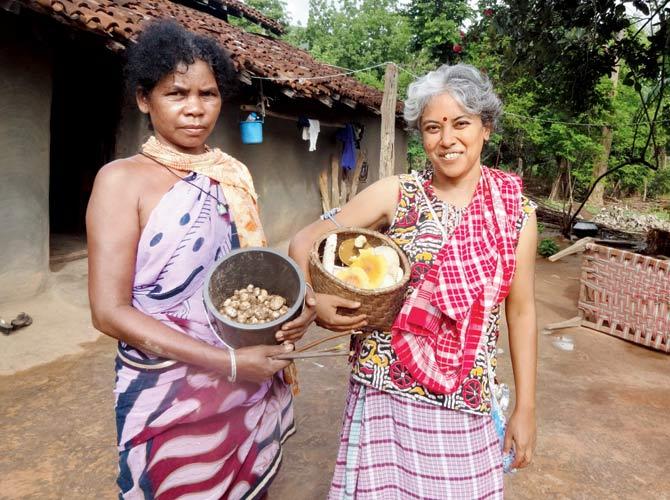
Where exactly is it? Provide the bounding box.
[453,43,463,54]
[483,8,494,17]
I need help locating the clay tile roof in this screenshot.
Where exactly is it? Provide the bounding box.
[217,0,284,35]
[18,0,401,115]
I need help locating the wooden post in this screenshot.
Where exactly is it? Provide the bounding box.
[318,169,331,213]
[330,155,340,207]
[340,172,348,206]
[349,152,366,200]
[379,63,398,179]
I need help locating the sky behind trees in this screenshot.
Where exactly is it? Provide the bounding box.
[283,0,309,25]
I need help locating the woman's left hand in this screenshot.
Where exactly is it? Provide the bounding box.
[275,286,317,342]
[504,407,536,469]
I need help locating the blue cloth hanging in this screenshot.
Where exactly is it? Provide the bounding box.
[297,116,310,129]
[336,124,357,170]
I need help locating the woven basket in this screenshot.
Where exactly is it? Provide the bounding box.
[309,227,411,332]
[578,243,670,353]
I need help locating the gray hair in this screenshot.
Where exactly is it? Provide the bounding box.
[404,64,502,130]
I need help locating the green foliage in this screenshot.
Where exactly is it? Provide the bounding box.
[538,238,560,258]
[288,0,417,90]
[405,0,472,63]
[269,0,670,202]
[462,1,669,200]
[650,207,670,222]
[407,133,428,172]
[480,0,639,111]
[648,166,670,199]
[537,222,545,234]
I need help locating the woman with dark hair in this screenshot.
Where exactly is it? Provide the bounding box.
[87,20,315,499]
[290,64,537,498]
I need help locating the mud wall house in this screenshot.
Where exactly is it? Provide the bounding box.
[0,0,408,302]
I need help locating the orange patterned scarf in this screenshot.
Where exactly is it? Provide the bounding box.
[141,136,267,248]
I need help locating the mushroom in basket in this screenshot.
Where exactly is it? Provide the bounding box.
[324,234,405,290]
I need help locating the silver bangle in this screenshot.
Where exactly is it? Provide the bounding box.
[227,349,237,383]
[320,207,342,227]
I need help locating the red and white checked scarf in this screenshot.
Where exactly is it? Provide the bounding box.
[391,166,522,394]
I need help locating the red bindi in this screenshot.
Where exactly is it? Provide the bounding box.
[442,116,448,122]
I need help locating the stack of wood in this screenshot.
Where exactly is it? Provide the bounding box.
[319,153,366,212]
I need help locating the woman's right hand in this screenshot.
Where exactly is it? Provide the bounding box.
[234,343,294,383]
[315,293,368,332]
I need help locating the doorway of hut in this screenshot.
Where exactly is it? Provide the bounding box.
[48,37,122,268]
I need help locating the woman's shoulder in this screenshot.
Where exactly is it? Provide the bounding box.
[93,154,158,200]
[97,154,157,182]
[357,175,402,210]
[515,195,538,234]
[355,174,401,197]
[97,154,146,179]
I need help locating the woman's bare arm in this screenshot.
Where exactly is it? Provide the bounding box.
[503,211,538,468]
[288,175,401,331]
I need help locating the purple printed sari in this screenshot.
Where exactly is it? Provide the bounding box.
[114,172,294,499]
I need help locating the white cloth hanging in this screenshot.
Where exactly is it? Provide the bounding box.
[307,119,320,151]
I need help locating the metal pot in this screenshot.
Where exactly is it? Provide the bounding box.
[203,248,305,348]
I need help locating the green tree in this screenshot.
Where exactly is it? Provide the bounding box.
[405,0,473,63]
[466,0,669,211]
[288,0,420,90]
[269,0,669,204]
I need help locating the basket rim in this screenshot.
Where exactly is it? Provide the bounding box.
[309,227,411,296]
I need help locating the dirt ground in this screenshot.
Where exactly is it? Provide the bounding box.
[1,253,669,499]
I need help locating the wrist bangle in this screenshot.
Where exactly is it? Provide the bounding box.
[227,349,237,383]
[320,207,342,227]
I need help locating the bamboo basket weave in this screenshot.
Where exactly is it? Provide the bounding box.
[309,227,411,332]
[578,243,670,352]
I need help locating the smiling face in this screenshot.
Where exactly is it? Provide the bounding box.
[137,59,222,154]
[420,92,491,184]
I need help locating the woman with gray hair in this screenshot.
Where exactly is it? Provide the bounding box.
[290,63,538,498]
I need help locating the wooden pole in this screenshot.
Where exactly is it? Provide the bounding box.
[349,151,366,200]
[379,63,398,179]
[318,169,331,212]
[330,155,340,207]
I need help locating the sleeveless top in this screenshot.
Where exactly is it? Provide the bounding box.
[349,170,536,416]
